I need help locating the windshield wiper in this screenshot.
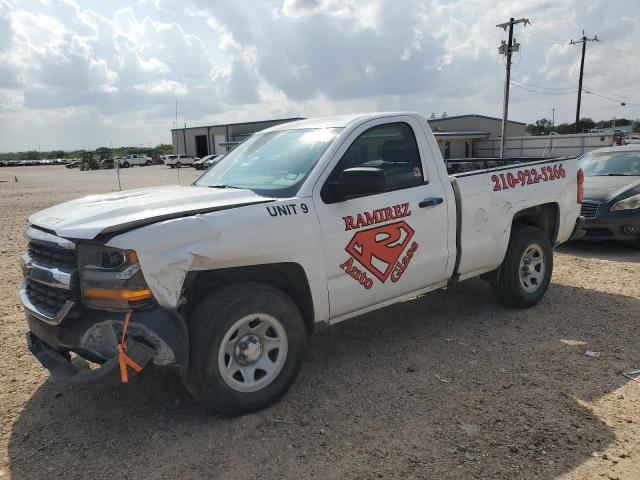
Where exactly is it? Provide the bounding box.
[208,184,243,189]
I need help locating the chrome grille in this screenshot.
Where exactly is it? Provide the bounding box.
[21,227,80,324]
[580,201,600,218]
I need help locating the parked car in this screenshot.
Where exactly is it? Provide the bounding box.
[578,145,640,247]
[203,153,226,170]
[193,154,218,170]
[65,160,81,169]
[165,154,196,168]
[99,158,115,169]
[118,154,152,168]
[20,112,583,415]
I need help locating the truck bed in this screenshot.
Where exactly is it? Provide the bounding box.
[445,155,582,283]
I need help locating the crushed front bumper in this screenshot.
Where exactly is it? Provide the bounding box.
[25,307,189,384]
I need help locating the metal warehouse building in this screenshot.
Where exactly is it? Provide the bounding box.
[171,117,303,158]
[170,114,528,159]
[427,114,527,159]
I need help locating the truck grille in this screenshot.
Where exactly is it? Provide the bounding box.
[25,278,79,318]
[28,242,76,269]
[21,227,81,323]
[580,201,600,218]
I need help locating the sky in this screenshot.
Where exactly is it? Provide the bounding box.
[0,0,639,151]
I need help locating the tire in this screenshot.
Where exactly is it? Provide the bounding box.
[176,162,182,168]
[145,160,151,166]
[490,225,553,309]
[122,162,130,168]
[182,283,307,415]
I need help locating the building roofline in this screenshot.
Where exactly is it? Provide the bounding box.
[427,114,526,126]
[171,117,305,132]
[433,131,490,137]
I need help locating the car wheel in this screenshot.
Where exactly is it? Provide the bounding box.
[122,162,130,168]
[182,283,307,416]
[489,225,553,309]
[145,160,152,166]
[176,162,182,168]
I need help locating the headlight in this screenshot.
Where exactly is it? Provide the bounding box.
[78,244,153,311]
[611,193,640,211]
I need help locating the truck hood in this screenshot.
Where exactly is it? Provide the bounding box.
[29,185,275,239]
[583,176,640,202]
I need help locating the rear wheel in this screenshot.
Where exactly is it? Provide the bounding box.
[145,160,152,166]
[175,161,182,168]
[182,283,306,415]
[490,225,553,308]
[122,161,130,168]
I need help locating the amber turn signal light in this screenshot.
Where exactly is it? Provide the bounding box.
[82,287,152,301]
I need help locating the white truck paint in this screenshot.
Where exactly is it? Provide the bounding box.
[22,112,584,414]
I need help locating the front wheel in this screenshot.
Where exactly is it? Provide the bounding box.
[182,283,306,415]
[122,162,130,168]
[490,225,553,308]
[175,161,182,168]
[145,160,151,166]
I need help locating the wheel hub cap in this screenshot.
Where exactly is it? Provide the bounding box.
[519,244,545,293]
[235,334,263,365]
[217,314,288,393]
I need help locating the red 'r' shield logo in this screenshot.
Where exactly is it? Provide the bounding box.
[345,221,415,283]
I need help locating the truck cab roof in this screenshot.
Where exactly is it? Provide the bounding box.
[260,111,421,132]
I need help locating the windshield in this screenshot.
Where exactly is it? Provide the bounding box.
[580,151,640,176]
[195,128,342,197]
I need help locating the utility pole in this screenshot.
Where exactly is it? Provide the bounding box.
[497,17,529,158]
[552,108,555,127]
[570,31,599,133]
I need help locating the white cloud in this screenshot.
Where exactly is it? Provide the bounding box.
[0,0,638,151]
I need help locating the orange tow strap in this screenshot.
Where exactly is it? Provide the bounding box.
[118,310,143,383]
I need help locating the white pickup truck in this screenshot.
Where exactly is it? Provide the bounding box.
[118,154,153,168]
[20,112,584,415]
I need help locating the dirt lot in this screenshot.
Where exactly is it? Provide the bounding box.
[0,165,638,479]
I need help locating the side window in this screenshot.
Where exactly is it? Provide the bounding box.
[327,122,425,194]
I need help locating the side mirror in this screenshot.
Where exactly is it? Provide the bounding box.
[329,167,386,202]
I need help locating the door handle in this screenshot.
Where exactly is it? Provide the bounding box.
[419,197,443,208]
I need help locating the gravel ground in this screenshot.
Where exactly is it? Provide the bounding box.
[0,165,638,480]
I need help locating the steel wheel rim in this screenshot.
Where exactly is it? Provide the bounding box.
[519,244,545,293]
[217,313,288,393]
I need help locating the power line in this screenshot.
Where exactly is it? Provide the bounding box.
[583,89,640,108]
[528,22,565,42]
[583,85,640,105]
[519,32,566,46]
[511,78,577,91]
[511,82,577,96]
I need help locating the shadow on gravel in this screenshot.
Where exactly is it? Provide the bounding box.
[559,240,640,263]
[8,280,640,479]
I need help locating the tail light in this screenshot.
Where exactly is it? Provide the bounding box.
[577,168,584,204]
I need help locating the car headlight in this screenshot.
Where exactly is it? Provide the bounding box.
[611,193,640,211]
[78,244,153,311]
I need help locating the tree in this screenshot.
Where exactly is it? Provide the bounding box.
[526,118,554,135]
[556,123,574,134]
[633,121,640,133]
[576,117,596,132]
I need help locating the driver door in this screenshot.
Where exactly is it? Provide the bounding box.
[313,117,451,319]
